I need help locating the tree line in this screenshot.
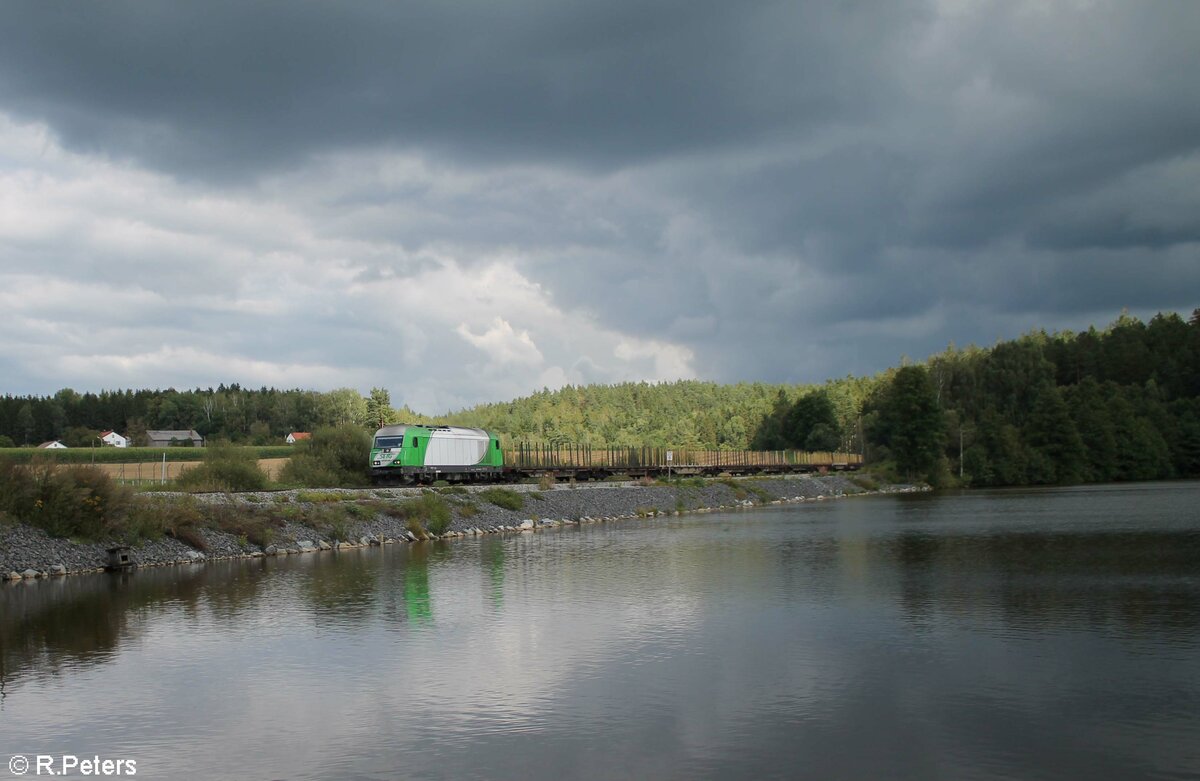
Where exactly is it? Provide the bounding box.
[756,309,1200,485]
[0,385,432,448]
[2,310,1198,487]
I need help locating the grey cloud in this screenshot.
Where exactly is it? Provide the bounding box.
[1,0,1198,402]
[0,0,911,180]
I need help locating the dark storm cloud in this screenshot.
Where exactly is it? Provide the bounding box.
[1,0,1197,398]
[0,0,912,179]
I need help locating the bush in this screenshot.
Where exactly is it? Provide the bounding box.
[343,503,376,520]
[849,473,880,491]
[121,494,207,547]
[314,506,352,542]
[168,523,210,551]
[120,498,172,542]
[295,490,347,504]
[204,503,279,548]
[537,474,555,490]
[175,442,268,492]
[380,493,452,535]
[280,426,372,487]
[0,459,35,518]
[479,488,524,511]
[4,461,134,541]
[411,493,452,535]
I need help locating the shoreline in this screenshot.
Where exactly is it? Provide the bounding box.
[1,474,927,581]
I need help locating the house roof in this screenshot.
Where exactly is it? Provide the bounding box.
[288,432,312,440]
[37,441,65,448]
[145,429,203,440]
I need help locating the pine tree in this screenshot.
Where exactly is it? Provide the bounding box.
[876,366,946,481]
[786,391,840,451]
[366,388,394,430]
[1024,383,1086,483]
[16,403,34,445]
[1068,377,1118,482]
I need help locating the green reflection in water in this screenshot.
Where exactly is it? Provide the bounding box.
[404,545,433,625]
[481,538,506,609]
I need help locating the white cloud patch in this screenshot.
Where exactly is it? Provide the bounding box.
[0,114,698,410]
[55,346,364,392]
[456,318,544,367]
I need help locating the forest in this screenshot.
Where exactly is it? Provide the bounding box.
[755,310,1200,485]
[1,310,1197,488]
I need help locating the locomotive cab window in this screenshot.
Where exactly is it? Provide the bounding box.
[411,437,419,448]
[374,436,403,449]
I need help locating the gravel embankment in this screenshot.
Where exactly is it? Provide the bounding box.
[1,475,926,579]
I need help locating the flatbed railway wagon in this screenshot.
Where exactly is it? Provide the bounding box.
[371,424,862,485]
[503,444,862,480]
[370,424,505,484]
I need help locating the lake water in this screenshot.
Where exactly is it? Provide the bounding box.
[3,482,1199,780]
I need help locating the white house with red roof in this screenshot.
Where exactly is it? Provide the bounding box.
[286,432,312,444]
[100,430,128,448]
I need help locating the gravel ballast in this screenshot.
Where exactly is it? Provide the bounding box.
[1,475,926,579]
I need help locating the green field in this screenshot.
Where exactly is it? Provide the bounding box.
[0,446,295,464]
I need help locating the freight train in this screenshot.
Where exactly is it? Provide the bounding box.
[370,424,863,485]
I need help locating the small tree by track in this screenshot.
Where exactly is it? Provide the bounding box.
[280,426,372,487]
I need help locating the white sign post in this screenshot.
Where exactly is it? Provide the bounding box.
[666,450,673,481]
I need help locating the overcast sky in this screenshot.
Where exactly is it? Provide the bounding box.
[1,0,1197,413]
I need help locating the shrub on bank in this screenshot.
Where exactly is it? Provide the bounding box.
[849,473,880,491]
[0,459,134,541]
[479,488,524,511]
[205,502,280,548]
[380,493,452,536]
[414,493,452,536]
[280,426,371,487]
[175,442,268,492]
[0,460,34,518]
[295,490,348,504]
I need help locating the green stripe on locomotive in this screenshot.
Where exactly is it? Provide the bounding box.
[370,425,503,470]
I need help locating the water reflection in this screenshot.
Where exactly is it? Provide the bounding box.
[404,544,433,624]
[0,563,271,695]
[0,482,1197,780]
[482,538,506,610]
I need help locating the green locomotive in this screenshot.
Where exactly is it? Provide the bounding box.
[370,424,504,484]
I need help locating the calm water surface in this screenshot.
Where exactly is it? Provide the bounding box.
[3,482,1199,780]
